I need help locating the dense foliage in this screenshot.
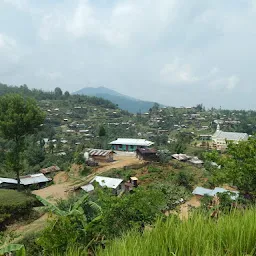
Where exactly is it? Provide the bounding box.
[205,137,256,196]
[0,190,38,230]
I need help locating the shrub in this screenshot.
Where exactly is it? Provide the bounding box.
[0,189,38,230]
[18,232,43,256]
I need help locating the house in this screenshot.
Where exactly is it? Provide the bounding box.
[109,138,154,151]
[86,149,115,162]
[81,176,124,195]
[136,148,158,161]
[0,173,51,189]
[40,165,60,174]
[212,124,249,150]
[20,173,51,187]
[192,186,239,200]
[0,177,18,189]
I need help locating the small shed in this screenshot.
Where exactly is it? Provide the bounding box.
[192,187,213,199]
[81,184,94,193]
[87,149,115,162]
[136,148,158,161]
[172,154,191,161]
[189,157,204,166]
[20,173,51,187]
[0,177,18,189]
[40,165,60,174]
[192,186,239,200]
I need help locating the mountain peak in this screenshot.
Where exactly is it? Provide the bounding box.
[74,86,160,113]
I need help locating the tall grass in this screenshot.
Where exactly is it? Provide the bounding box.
[97,209,256,256]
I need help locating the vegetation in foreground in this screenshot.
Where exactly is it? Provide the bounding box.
[96,209,256,256]
[0,189,38,231]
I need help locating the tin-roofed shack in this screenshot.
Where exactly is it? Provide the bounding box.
[20,173,51,187]
[136,148,158,161]
[87,149,115,162]
[0,178,17,189]
[40,165,60,174]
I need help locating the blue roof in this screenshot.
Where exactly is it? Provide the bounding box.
[192,187,213,196]
[211,187,239,200]
[192,186,239,200]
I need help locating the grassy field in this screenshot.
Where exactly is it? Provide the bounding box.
[97,209,256,256]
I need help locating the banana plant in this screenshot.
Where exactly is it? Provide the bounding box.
[0,244,26,256]
[36,194,102,231]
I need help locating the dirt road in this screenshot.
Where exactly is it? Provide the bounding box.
[33,154,143,202]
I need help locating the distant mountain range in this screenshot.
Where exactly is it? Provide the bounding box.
[74,86,160,113]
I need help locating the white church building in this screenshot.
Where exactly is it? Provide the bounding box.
[212,124,249,150]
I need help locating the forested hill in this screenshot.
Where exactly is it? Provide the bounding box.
[0,83,118,110]
[74,86,160,113]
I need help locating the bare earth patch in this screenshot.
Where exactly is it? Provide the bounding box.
[33,153,143,202]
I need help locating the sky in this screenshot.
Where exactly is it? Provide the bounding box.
[0,0,256,109]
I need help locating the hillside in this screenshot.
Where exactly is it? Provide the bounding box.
[74,86,160,113]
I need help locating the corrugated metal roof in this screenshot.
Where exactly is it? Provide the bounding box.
[212,130,249,141]
[172,154,191,161]
[193,186,239,200]
[40,166,60,174]
[88,149,112,157]
[192,187,213,196]
[90,176,123,189]
[81,184,94,192]
[189,157,204,164]
[211,187,239,200]
[109,138,154,147]
[20,173,50,185]
[0,177,18,185]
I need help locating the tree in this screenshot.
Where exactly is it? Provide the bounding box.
[205,137,256,196]
[48,140,54,154]
[98,126,106,137]
[64,91,70,98]
[0,94,45,188]
[54,87,63,97]
[99,126,106,148]
[95,187,165,238]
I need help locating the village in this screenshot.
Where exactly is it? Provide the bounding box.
[0,89,254,255]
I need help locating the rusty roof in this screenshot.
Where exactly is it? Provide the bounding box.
[88,149,113,157]
[40,165,60,174]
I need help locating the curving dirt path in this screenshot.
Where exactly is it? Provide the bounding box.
[33,154,143,202]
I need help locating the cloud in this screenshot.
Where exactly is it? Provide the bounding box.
[209,75,240,91]
[39,0,179,47]
[2,0,28,10]
[0,0,256,109]
[160,59,199,84]
[36,69,63,81]
[0,34,21,75]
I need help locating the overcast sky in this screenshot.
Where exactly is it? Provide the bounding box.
[0,0,256,109]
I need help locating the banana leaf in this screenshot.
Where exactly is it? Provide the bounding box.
[0,244,26,256]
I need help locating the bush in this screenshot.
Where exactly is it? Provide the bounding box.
[19,232,43,256]
[147,165,161,173]
[0,189,39,230]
